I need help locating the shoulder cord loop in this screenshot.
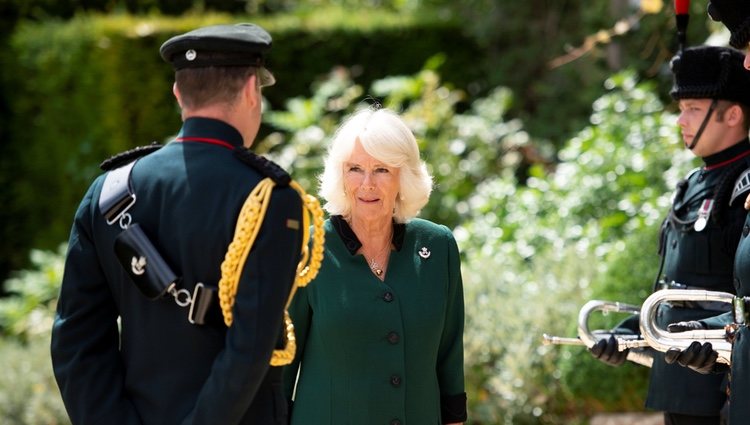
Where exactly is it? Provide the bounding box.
[218,178,325,366]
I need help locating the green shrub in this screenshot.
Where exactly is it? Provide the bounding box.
[1,64,701,423]
[457,71,696,423]
[0,336,70,425]
[0,245,65,341]
[262,67,694,422]
[0,245,68,424]
[0,10,482,282]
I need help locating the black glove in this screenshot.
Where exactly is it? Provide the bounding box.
[664,341,721,374]
[667,320,705,332]
[589,334,628,367]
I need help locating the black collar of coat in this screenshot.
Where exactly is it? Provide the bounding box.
[331,215,405,255]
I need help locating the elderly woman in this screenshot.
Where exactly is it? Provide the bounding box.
[283,107,466,425]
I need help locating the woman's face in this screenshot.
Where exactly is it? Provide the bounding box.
[343,140,401,222]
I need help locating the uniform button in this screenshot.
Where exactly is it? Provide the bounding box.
[390,420,401,425]
[390,375,401,387]
[387,331,400,344]
[744,225,750,237]
[383,292,394,302]
[671,240,677,249]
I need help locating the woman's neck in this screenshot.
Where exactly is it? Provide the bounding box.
[348,216,393,248]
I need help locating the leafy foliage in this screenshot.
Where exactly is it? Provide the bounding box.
[457,71,696,423]
[0,67,702,424]
[0,336,70,425]
[0,245,68,424]
[261,58,535,230]
[262,67,698,423]
[0,245,65,341]
[0,11,482,282]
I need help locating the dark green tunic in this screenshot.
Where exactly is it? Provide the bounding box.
[645,141,750,416]
[51,118,303,425]
[283,217,466,425]
[724,201,750,423]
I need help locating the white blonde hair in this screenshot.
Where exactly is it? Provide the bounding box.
[319,107,433,223]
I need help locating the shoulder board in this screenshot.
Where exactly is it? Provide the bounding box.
[100,142,163,171]
[233,148,291,186]
[730,168,750,206]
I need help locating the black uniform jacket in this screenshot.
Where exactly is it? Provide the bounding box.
[705,153,750,424]
[645,140,750,416]
[51,117,303,425]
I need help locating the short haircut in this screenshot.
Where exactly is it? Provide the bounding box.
[319,107,433,223]
[175,59,257,110]
[715,100,750,131]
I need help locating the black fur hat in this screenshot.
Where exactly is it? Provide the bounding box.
[708,0,750,49]
[670,45,750,106]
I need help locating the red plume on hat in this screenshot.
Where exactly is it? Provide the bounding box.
[675,0,690,51]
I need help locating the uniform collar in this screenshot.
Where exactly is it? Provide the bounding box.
[331,215,406,255]
[703,138,750,170]
[176,117,245,149]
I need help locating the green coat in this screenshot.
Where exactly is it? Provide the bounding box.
[701,228,750,424]
[284,216,466,425]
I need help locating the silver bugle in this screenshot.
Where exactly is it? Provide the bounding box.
[616,289,733,365]
[542,299,654,367]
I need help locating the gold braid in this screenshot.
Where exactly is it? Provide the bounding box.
[217,177,325,366]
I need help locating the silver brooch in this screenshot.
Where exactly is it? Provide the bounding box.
[418,247,431,259]
[185,49,197,61]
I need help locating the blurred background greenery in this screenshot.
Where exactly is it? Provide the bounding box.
[0,0,730,423]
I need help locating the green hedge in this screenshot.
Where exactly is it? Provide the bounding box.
[0,9,483,282]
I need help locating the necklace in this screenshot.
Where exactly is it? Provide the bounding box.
[370,243,391,277]
[366,237,392,278]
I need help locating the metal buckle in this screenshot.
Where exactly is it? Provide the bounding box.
[107,194,137,226]
[733,296,748,326]
[188,283,205,324]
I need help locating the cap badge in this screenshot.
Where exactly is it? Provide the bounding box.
[418,247,431,259]
[185,49,197,61]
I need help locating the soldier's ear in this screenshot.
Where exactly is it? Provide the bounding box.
[727,103,744,127]
[242,74,260,109]
[172,83,184,108]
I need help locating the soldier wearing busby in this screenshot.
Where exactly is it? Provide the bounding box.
[663,4,750,422]
[589,45,750,425]
[708,0,750,71]
[50,23,318,424]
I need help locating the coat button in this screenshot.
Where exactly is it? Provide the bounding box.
[671,239,677,249]
[390,420,401,425]
[383,292,394,302]
[387,331,400,344]
[744,225,750,237]
[390,375,401,387]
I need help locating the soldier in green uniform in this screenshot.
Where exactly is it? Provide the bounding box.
[588,45,750,425]
[659,3,750,424]
[51,23,306,424]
